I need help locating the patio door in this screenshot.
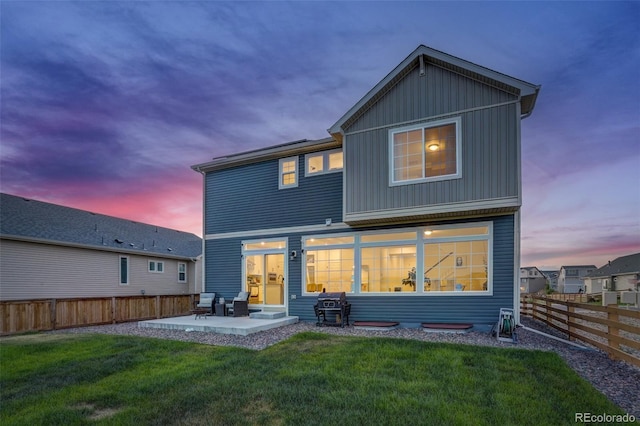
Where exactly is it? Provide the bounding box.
[243,239,287,308]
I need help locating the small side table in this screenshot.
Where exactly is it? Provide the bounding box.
[191,308,209,320]
[214,303,226,316]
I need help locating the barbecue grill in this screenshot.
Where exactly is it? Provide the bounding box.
[314,292,351,327]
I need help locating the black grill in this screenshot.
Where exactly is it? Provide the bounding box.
[314,292,351,327]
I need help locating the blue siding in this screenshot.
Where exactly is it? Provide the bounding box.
[205,156,343,235]
[205,215,515,326]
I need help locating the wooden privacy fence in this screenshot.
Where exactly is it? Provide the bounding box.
[521,295,640,368]
[0,294,198,335]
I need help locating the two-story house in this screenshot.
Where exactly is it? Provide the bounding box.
[558,265,596,293]
[519,266,547,294]
[192,45,540,327]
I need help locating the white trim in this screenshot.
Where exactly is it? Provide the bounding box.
[389,116,462,186]
[301,222,493,297]
[178,262,187,283]
[344,197,520,223]
[205,222,350,240]
[119,255,129,285]
[242,237,288,311]
[514,210,521,324]
[278,156,299,189]
[304,148,343,177]
[148,260,165,273]
[0,235,197,261]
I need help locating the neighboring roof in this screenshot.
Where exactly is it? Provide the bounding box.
[0,193,201,259]
[192,137,339,173]
[328,44,541,139]
[585,253,640,278]
[560,265,597,270]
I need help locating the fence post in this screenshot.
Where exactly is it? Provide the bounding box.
[51,298,57,330]
[111,297,116,324]
[567,303,574,341]
[608,307,620,359]
[545,297,550,327]
[156,295,161,319]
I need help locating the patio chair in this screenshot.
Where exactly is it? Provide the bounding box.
[226,291,250,317]
[195,292,216,317]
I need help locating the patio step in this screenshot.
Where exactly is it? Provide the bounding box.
[250,311,286,320]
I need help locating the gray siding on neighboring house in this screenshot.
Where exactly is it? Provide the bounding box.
[204,155,343,235]
[205,214,514,325]
[343,63,520,221]
[0,240,197,300]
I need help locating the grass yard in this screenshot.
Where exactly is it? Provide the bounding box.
[0,332,629,425]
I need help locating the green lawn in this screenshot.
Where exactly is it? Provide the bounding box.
[0,332,629,425]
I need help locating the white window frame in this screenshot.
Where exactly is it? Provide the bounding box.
[119,255,129,285]
[148,260,165,273]
[178,262,187,283]
[305,149,343,176]
[278,156,298,189]
[389,117,462,186]
[301,222,492,296]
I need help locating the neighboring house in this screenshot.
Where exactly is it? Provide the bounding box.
[192,45,540,326]
[557,265,596,294]
[519,267,546,294]
[583,253,640,293]
[540,270,559,291]
[0,193,202,300]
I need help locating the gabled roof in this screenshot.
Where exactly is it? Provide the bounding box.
[560,265,597,270]
[0,193,201,259]
[328,44,540,139]
[585,253,640,278]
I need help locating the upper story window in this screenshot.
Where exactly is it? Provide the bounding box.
[149,260,164,273]
[279,156,298,189]
[305,149,343,176]
[389,117,461,185]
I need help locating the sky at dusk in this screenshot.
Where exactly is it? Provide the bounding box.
[1,1,639,270]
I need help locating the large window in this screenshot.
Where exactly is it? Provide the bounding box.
[302,224,491,295]
[390,117,461,184]
[279,156,298,189]
[361,246,416,293]
[424,240,488,292]
[304,236,354,293]
[305,149,343,176]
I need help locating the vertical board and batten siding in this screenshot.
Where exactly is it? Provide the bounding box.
[343,63,520,217]
[206,215,515,325]
[205,156,343,235]
[0,240,196,300]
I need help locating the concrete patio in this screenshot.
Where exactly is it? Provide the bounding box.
[138,312,299,336]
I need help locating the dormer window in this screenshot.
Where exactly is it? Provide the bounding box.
[389,117,461,185]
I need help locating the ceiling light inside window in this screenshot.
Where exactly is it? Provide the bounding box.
[424,230,433,236]
[427,143,439,151]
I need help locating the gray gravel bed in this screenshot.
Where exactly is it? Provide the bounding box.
[48,317,640,418]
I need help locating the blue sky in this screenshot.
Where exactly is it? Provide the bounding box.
[1,1,638,269]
